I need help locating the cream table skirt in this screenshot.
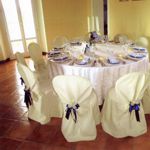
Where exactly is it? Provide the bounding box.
[48,57,149,105]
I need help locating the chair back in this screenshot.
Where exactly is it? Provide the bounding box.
[17,63,37,90]
[135,36,149,48]
[53,75,92,104]
[15,52,27,66]
[115,72,150,105]
[28,42,44,63]
[114,34,128,44]
[52,36,68,48]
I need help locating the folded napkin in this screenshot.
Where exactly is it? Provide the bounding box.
[77,57,90,65]
[129,53,146,58]
[107,57,120,64]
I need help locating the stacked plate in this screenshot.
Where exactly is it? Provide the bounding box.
[47,49,70,62]
[132,46,146,52]
[107,57,120,64]
[128,53,146,59]
[53,55,68,62]
[74,57,92,67]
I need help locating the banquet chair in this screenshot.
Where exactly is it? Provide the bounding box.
[28,42,49,80]
[28,42,44,64]
[17,63,63,124]
[52,75,100,142]
[52,36,68,49]
[114,34,128,44]
[15,52,29,85]
[101,72,150,138]
[135,36,149,48]
[28,42,47,68]
[15,52,27,66]
[142,72,150,114]
[135,36,150,64]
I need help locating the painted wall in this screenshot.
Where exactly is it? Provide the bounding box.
[42,0,91,49]
[108,0,150,41]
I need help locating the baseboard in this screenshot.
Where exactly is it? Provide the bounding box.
[42,51,47,55]
[0,58,10,64]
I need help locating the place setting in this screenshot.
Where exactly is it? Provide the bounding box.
[96,51,144,66]
[48,50,73,64]
[96,55,121,67]
[124,47,147,61]
[131,46,147,52]
[114,45,147,63]
[47,50,61,58]
[73,55,94,67]
[126,52,146,61]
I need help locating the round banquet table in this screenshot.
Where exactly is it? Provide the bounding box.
[48,43,149,105]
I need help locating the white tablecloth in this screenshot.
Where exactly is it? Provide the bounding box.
[48,43,149,105]
[48,57,149,105]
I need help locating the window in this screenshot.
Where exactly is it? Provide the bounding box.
[1,0,37,55]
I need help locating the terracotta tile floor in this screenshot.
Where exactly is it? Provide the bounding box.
[0,59,150,150]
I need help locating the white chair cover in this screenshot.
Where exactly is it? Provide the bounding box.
[15,52,27,66]
[28,42,49,80]
[135,36,149,48]
[135,36,150,59]
[101,72,150,138]
[28,42,44,63]
[17,63,63,124]
[52,36,68,48]
[114,34,128,44]
[52,75,100,142]
[142,84,150,114]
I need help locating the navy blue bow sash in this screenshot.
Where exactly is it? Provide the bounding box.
[24,89,32,108]
[20,77,32,108]
[20,77,24,85]
[65,104,80,123]
[129,103,140,122]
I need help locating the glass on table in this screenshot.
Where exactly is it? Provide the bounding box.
[97,56,107,66]
[101,35,109,43]
[117,54,127,64]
